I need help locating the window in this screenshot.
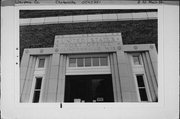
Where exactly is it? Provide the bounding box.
[29,56,48,103]
[85,57,91,67]
[100,57,108,66]
[69,58,76,67]
[33,77,42,103]
[133,55,141,65]
[129,53,152,102]
[68,55,108,68]
[77,58,84,67]
[136,75,148,101]
[38,58,45,68]
[92,57,99,66]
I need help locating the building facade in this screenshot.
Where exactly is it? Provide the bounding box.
[20,10,158,103]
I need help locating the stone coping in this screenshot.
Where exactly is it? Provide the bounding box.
[20,12,157,26]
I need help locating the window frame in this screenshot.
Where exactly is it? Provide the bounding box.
[29,55,47,103]
[66,54,110,75]
[29,76,44,103]
[134,74,152,102]
[35,56,48,70]
[129,53,152,102]
[69,58,77,67]
[131,53,143,66]
[32,77,43,103]
[84,57,91,67]
[38,58,46,68]
[67,54,109,68]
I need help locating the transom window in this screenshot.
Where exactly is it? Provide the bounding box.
[38,58,45,68]
[36,56,47,69]
[132,55,141,65]
[68,55,108,67]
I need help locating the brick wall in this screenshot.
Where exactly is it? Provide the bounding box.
[20,19,157,59]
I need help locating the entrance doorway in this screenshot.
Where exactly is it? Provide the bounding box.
[64,75,114,102]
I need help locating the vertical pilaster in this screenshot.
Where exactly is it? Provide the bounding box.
[57,55,67,102]
[112,53,122,102]
[46,53,60,102]
[116,51,139,102]
[61,55,67,102]
[142,53,157,101]
[146,52,158,97]
[20,56,36,102]
[149,47,158,82]
[41,55,52,102]
[109,53,118,102]
[20,51,30,96]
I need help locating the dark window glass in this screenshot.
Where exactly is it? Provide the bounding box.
[33,91,40,103]
[93,57,99,66]
[64,75,114,102]
[136,75,148,101]
[69,58,76,67]
[38,58,45,68]
[100,57,108,66]
[136,75,145,87]
[139,88,148,101]
[85,57,91,67]
[77,58,84,67]
[33,77,42,103]
[35,78,42,89]
[133,56,141,65]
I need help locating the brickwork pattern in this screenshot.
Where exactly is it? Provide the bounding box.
[20,20,157,59]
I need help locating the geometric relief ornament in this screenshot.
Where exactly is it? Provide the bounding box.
[133,45,138,50]
[25,49,29,54]
[40,49,44,53]
[150,45,154,49]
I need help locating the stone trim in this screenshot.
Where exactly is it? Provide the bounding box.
[20,12,157,26]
